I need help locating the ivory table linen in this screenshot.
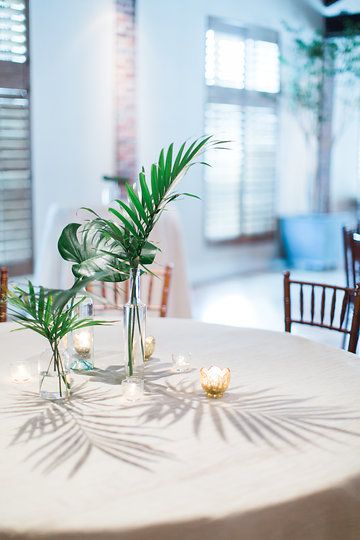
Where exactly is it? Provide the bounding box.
[0,318,360,540]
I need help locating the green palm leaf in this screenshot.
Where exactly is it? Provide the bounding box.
[8,282,112,347]
[126,184,149,224]
[58,136,227,282]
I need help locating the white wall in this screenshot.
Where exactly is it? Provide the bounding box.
[30,0,116,267]
[137,0,323,283]
[330,68,360,212]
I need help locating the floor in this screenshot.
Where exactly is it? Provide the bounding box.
[192,269,346,349]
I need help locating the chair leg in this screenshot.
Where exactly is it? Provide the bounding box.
[342,303,351,350]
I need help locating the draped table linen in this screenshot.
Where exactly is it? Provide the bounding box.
[0,318,360,540]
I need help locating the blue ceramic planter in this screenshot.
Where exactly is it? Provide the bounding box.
[280,213,348,271]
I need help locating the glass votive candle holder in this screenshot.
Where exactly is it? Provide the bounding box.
[171,353,191,373]
[200,366,231,398]
[121,377,144,402]
[70,327,94,371]
[10,360,35,383]
[69,292,95,371]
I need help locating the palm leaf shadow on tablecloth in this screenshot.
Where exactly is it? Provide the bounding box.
[3,384,172,478]
[126,378,360,449]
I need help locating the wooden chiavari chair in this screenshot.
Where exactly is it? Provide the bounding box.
[283,271,360,353]
[343,223,360,288]
[341,230,360,346]
[87,264,174,318]
[0,267,8,323]
[348,232,360,289]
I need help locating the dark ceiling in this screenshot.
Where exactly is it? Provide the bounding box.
[322,0,360,35]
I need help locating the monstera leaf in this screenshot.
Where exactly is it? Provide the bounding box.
[58,222,128,282]
[58,222,158,282]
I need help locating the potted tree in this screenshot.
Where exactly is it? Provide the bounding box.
[280,23,360,270]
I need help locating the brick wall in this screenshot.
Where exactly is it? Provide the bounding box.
[116,0,136,182]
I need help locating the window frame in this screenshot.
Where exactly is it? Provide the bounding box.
[203,16,280,246]
[0,0,33,275]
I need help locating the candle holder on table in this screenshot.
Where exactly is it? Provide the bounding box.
[10,361,34,383]
[200,366,230,398]
[172,353,191,373]
[121,377,144,402]
[69,292,94,371]
[145,336,156,361]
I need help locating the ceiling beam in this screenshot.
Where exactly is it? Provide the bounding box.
[325,13,360,36]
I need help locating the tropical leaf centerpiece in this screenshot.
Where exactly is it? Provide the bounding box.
[8,283,110,399]
[58,136,226,376]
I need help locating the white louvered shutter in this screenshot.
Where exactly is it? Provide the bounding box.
[204,18,279,242]
[0,0,31,275]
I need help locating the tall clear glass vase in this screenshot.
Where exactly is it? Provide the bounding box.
[123,267,146,378]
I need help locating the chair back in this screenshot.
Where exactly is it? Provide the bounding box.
[343,223,360,287]
[0,267,8,322]
[87,264,174,317]
[283,271,360,353]
[348,233,360,290]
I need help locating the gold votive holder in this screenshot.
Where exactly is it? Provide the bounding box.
[145,336,156,361]
[200,366,231,398]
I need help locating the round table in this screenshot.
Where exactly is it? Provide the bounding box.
[1,318,360,540]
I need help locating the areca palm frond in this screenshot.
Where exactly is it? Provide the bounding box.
[58,135,227,282]
[8,283,109,344]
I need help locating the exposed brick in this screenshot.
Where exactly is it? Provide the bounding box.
[116,0,136,181]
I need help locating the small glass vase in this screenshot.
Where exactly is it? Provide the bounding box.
[69,290,94,371]
[123,267,146,378]
[39,345,71,401]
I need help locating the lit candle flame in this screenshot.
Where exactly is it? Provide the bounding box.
[73,330,92,358]
[12,364,31,383]
[200,366,230,398]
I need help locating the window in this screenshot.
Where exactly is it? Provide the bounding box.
[204,17,280,242]
[0,0,32,275]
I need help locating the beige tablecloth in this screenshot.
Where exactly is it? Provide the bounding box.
[35,205,191,318]
[1,319,360,540]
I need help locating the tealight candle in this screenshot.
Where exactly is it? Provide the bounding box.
[172,353,191,373]
[200,366,231,398]
[73,329,93,358]
[122,377,144,402]
[10,361,32,383]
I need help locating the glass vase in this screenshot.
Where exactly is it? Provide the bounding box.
[39,344,71,401]
[123,267,146,378]
[69,290,94,371]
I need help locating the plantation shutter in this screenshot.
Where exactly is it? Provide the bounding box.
[0,0,32,275]
[204,17,279,241]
